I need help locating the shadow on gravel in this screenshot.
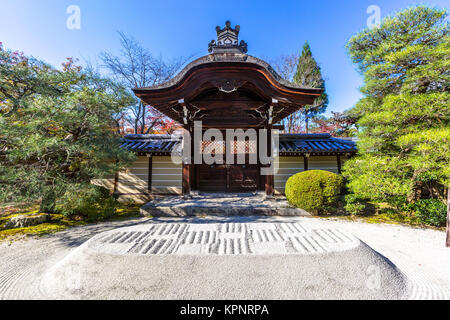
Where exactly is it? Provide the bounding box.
[45,218,150,248]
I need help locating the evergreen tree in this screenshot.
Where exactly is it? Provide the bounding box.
[293,42,328,133]
[0,44,136,212]
[343,6,449,204]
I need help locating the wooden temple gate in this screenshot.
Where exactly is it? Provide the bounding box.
[133,21,323,195]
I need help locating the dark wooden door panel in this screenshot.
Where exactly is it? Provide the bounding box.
[197,164,259,192]
[198,165,227,192]
[229,165,259,192]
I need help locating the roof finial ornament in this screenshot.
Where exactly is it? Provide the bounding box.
[208,21,248,54]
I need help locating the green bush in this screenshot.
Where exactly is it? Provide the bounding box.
[408,199,447,227]
[386,196,409,211]
[285,170,344,214]
[344,194,367,215]
[55,184,118,220]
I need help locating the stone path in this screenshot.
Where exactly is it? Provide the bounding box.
[140,193,310,216]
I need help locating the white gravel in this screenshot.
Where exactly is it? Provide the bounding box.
[0,216,449,300]
[315,218,450,299]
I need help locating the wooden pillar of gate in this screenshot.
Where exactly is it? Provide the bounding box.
[265,126,274,196]
[182,126,192,195]
[182,164,191,195]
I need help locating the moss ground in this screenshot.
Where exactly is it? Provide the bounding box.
[0,203,142,241]
[319,201,445,231]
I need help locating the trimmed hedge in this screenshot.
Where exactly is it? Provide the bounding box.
[285,170,344,214]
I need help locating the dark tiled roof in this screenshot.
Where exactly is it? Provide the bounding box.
[278,134,357,154]
[120,134,182,154]
[121,133,357,155]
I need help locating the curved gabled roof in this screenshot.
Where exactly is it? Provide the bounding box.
[134,53,320,93]
[132,52,323,124]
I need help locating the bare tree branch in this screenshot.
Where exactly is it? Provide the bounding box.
[270,54,305,133]
[100,32,188,134]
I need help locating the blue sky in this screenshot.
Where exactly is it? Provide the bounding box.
[0,0,448,115]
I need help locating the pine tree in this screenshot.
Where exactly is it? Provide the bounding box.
[293,42,328,133]
[343,6,449,205]
[0,45,136,213]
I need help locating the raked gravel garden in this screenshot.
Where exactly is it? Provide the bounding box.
[0,215,448,300]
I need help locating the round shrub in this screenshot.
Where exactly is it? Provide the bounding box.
[285,170,344,214]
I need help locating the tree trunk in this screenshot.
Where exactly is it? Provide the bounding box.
[134,104,141,134]
[115,120,121,135]
[305,114,309,133]
[40,189,56,214]
[141,103,146,134]
[113,171,119,195]
[134,117,139,134]
[446,187,449,247]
